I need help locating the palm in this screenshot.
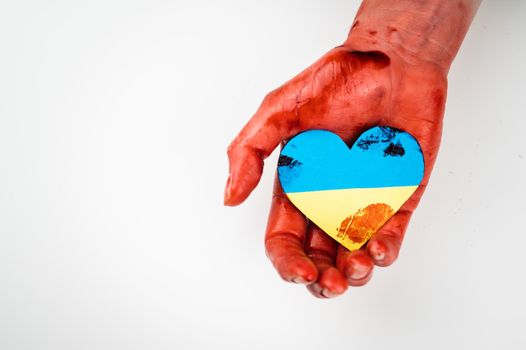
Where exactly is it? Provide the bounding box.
[225,46,446,297]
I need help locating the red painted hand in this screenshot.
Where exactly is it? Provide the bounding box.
[224,0,479,298]
[225,45,446,297]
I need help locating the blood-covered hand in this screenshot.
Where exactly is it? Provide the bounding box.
[224,0,480,298]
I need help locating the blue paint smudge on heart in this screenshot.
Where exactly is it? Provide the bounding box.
[278,126,424,193]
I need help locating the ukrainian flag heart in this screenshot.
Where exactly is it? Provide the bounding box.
[277,126,425,251]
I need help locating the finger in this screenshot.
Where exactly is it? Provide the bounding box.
[362,116,439,266]
[224,91,299,206]
[367,208,413,267]
[265,175,317,284]
[336,245,374,287]
[305,224,348,298]
[364,121,438,267]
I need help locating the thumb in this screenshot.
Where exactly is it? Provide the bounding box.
[224,90,298,206]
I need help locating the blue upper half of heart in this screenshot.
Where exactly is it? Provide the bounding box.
[278,127,425,193]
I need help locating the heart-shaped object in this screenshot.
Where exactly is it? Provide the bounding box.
[277,126,424,251]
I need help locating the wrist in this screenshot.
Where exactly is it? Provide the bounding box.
[343,0,481,73]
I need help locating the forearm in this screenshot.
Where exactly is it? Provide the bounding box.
[344,0,481,72]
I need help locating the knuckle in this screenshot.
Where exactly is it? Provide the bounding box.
[262,88,280,104]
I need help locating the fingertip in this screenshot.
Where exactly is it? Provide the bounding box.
[223,176,234,206]
[224,146,264,206]
[321,267,348,295]
[222,174,248,206]
[291,262,318,285]
[307,267,348,298]
[368,239,386,262]
[223,176,245,206]
[278,256,318,284]
[337,249,374,286]
[368,234,400,267]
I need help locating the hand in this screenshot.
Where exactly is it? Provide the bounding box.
[224,45,447,298]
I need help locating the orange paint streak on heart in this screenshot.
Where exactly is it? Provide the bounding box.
[337,203,394,244]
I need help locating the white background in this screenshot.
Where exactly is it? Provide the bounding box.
[1,1,525,349]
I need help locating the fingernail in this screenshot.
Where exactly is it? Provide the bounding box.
[321,288,336,298]
[370,241,385,261]
[349,266,369,280]
[223,176,232,205]
[373,251,385,261]
[292,276,307,284]
[292,269,317,284]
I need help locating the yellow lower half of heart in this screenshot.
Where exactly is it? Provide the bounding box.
[286,185,418,251]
